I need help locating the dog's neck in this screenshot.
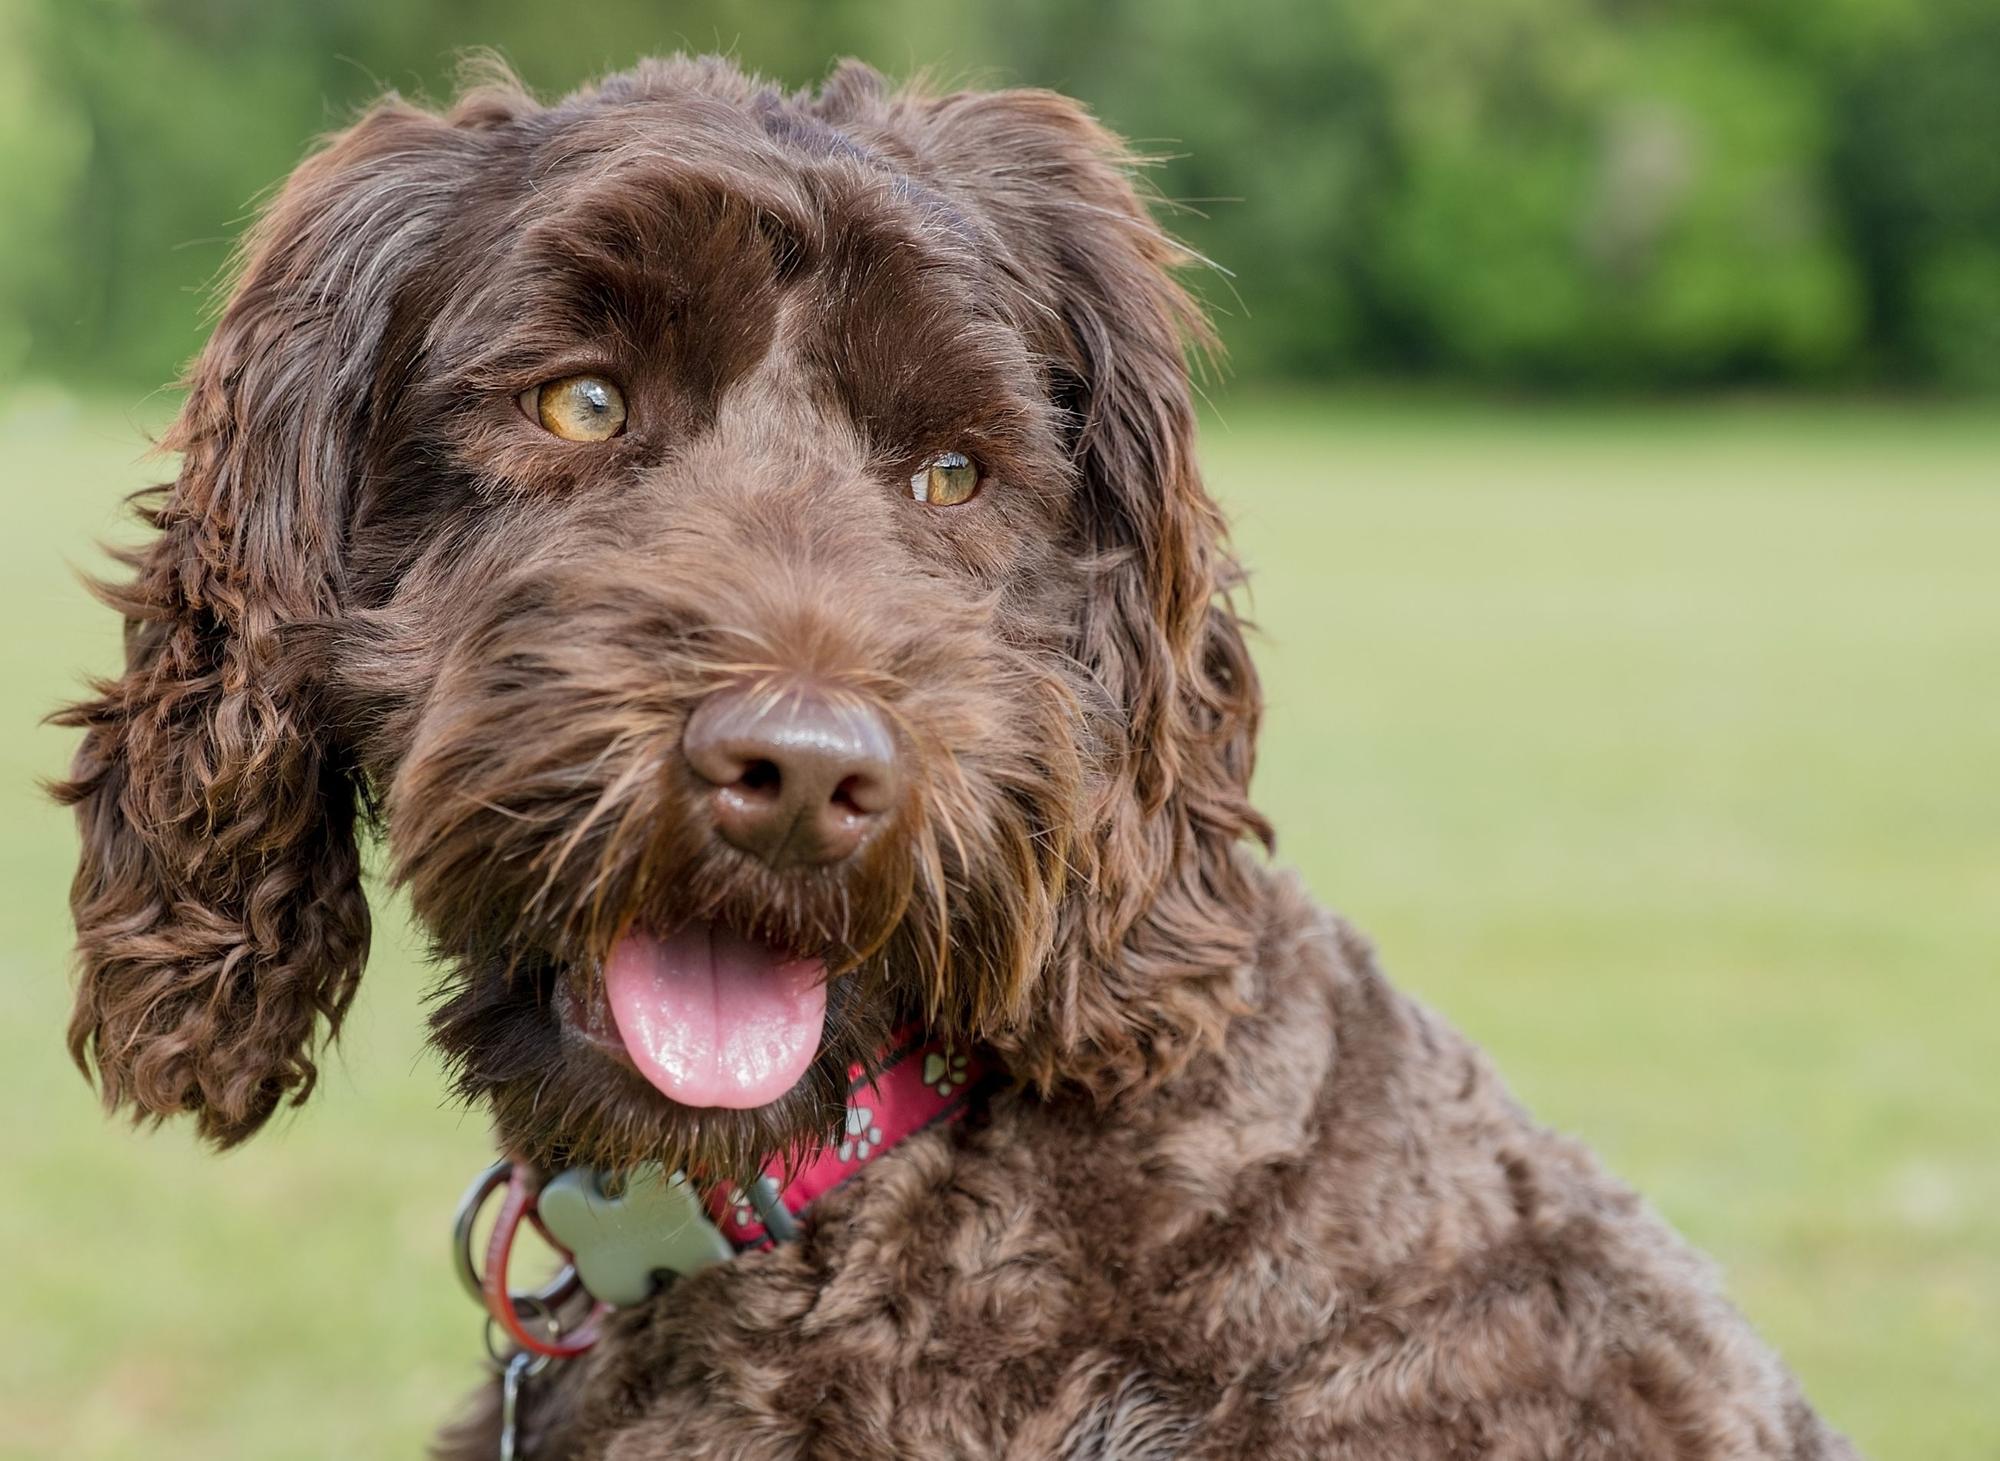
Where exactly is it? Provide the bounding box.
[992,842,1279,1102]
[699,1025,1000,1248]
[467,1025,1002,1359]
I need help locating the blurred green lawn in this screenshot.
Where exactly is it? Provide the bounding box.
[3,389,1994,1459]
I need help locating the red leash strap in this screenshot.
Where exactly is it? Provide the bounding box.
[481,1165,609,1359]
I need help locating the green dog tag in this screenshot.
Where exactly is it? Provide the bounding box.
[537,1165,734,1306]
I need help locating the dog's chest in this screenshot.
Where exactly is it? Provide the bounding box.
[561,1066,1359,1458]
[501,930,1845,1461]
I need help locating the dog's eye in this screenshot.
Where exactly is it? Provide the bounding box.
[909,451,980,506]
[522,375,628,442]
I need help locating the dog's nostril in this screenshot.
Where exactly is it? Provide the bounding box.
[830,773,878,817]
[737,759,783,797]
[682,681,901,868]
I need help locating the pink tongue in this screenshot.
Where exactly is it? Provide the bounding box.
[602,924,827,1109]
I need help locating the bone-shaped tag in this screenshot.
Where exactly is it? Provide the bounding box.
[536,1165,733,1307]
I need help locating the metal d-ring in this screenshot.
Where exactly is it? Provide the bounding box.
[482,1295,558,1375]
[454,1161,512,1305]
[749,1173,800,1243]
[453,1159,582,1315]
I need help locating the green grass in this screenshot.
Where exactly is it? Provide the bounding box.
[4,387,1995,1458]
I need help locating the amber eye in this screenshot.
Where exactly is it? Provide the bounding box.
[522,374,627,441]
[909,450,980,506]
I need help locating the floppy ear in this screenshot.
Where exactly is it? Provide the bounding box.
[908,86,1274,1092]
[53,96,489,1146]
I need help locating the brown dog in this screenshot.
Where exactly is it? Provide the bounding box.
[58,58,1855,1459]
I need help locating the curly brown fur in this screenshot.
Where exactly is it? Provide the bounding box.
[443,888,1855,1461]
[60,56,1853,1458]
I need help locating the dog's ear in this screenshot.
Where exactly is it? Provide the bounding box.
[53,96,496,1146]
[912,88,1274,1092]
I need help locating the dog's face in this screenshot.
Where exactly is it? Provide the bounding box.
[59,59,1267,1179]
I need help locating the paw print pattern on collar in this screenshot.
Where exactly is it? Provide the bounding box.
[922,1047,969,1096]
[702,1027,999,1249]
[838,1103,883,1162]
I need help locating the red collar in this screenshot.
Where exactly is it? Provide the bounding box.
[706,1024,990,1246]
[457,1027,995,1359]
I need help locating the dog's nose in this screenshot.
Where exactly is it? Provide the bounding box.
[681,682,899,867]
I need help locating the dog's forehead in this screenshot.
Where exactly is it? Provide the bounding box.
[510,92,991,272]
[418,92,1022,390]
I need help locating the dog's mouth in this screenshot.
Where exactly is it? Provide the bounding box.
[559,921,829,1110]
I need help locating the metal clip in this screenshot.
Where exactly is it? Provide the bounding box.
[482,1302,553,1461]
[498,1348,536,1461]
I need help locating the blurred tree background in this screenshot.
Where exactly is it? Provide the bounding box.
[3,0,1998,394]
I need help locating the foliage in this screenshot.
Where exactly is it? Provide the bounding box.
[2,0,1997,389]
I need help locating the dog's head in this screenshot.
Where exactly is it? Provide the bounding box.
[57,58,1269,1178]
